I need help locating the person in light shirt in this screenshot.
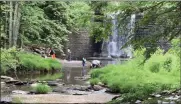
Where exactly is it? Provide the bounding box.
[90,60,102,68]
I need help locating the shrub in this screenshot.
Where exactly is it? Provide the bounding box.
[1,47,18,73]
[32,83,52,94]
[89,78,100,86]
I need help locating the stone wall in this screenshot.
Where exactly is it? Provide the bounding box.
[66,30,94,60]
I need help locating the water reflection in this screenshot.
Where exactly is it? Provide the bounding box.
[62,67,89,85]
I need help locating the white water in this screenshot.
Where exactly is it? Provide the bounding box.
[103,13,135,58]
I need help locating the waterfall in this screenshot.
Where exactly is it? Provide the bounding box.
[102,13,135,58]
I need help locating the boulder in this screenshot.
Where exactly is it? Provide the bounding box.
[93,85,103,91]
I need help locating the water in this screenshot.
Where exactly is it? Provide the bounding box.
[103,13,135,58]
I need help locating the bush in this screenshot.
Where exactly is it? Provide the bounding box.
[32,83,52,94]
[1,47,18,73]
[90,48,180,102]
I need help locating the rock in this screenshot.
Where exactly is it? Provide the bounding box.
[148,97,152,100]
[155,94,161,98]
[12,90,28,94]
[161,90,171,95]
[47,81,59,86]
[14,81,28,86]
[1,76,14,80]
[53,87,67,93]
[165,95,180,100]
[28,90,36,94]
[5,79,19,84]
[135,100,142,104]
[93,85,103,91]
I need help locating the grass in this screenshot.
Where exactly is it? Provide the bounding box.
[18,52,62,71]
[90,49,180,102]
[1,47,62,74]
[32,83,52,94]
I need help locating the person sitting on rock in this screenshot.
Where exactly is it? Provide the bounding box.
[90,60,102,68]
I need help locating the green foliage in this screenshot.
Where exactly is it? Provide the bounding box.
[89,78,100,86]
[17,52,61,71]
[32,83,52,94]
[1,48,62,74]
[1,47,19,73]
[68,2,92,29]
[21,2,70,51]
[90,48,180,102]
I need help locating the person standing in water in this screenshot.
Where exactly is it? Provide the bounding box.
[82,57,86,76]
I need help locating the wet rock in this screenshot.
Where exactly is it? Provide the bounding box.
[12,90,28,94]
[135,100,142,104]
[14,81,28,86]
[53,87,67,93]
[93,85,103,91]
[47,81,59,86]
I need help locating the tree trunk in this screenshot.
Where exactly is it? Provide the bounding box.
[12,1,19,47]
[9,1,13,48]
